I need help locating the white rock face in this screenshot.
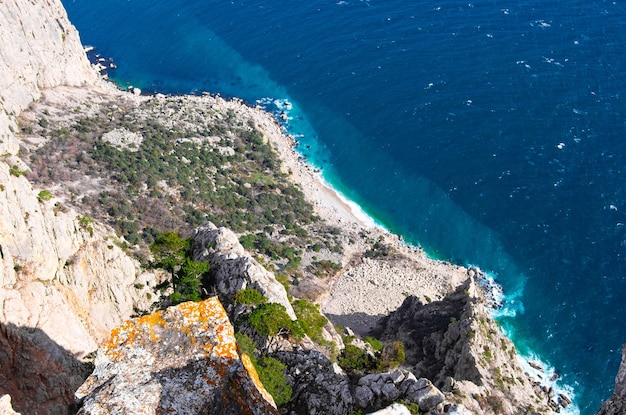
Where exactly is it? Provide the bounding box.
[0,0,97,119]
[0,0,162,412]
[191,223,297,320]
[367,404,411,415]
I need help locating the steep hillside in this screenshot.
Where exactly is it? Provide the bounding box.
[0,1,162,412]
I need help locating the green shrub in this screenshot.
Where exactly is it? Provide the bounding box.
[235,332,257,356]
[78,215,94,236]
[337,344,374,373]
[364,336,383,352]
[149,232,210,304]
[9,165,25,177]
[256,356,292,407]
[37,190,53,202]
[292,299,328,343]
[235,288,267,306]
[248,303,293,337]
[380,340,405,369]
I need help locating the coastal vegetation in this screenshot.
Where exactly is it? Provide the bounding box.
[20,95,354,293]
[23,97,317,252]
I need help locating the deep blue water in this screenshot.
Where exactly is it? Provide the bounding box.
[63,0,626,413]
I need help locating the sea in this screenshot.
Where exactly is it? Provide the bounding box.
[62,1,626,413]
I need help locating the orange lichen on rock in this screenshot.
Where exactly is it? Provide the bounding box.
[78,297,280,414]
[241,353,277,408]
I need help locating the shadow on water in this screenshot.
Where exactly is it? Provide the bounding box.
[0,321,93,415]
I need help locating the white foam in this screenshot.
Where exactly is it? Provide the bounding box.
[517,353,580,415]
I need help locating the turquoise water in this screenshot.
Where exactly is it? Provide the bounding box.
[63,1,626,412]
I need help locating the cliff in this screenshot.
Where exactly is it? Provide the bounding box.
[0,0,607,414]
[0,1,162,413]
[596,345,626,415]
[0,0,97,155]
[372,277,563,414]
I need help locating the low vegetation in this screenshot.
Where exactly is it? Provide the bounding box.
[23,97,316,250]
[149,231,210,304]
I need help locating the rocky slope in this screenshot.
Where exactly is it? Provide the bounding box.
[596,345,626,415]
[2,0,613,414]
[0,1,162,413]
[372,277,562,414]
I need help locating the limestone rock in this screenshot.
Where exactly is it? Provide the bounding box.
[373,277,554,414]
[0,0,97,155]
[0,0,162,413]
[75,297,279,415]
[0,395,21,415]
[596,345,626,415]
[367,403,411,415]
[191,223,296,320]
[276,349,354,415]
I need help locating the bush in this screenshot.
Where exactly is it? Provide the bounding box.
[256,356,292,407]
[292,299,328,343]
[235,332,257,356]
[37,190,53,202]
[149,232,210,304]
[364,336,383,352]
[248,303,293,337]
[337,345,374,373]
[235,288,267,306]
[380,340,405,369]
[9,165,25,177]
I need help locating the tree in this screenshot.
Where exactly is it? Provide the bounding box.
[248,303,293,337]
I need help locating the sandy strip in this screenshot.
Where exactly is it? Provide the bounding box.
[239,100,468,335]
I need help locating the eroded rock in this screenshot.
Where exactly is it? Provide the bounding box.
[191,223,296,320]
[75,297,278,415]
[596,345,626,415]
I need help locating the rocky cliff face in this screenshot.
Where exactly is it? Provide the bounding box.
[0,0,97,155]
[0,1,162,413]
[191,223,297,320]
[373,277,560,415]
[596,345,626,415]
[75,297,279,415]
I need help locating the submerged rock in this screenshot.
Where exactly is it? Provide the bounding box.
[75,298,278,415]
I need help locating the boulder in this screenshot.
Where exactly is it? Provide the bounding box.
[75,298,278,415]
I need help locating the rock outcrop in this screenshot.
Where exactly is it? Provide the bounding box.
[275,348,472,415]
[191,223,296,320]
[596,345,626,415]
[0,0,97,156]
[373,276,557,414]
[75,297,279,415]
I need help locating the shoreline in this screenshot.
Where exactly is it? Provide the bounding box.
[244,95,580,412]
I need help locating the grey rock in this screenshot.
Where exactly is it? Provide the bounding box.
[191,223,296,319]
[405,378,445,412]
[596,345,626,415]
[355,386,375,409]
[381,382,401,402]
